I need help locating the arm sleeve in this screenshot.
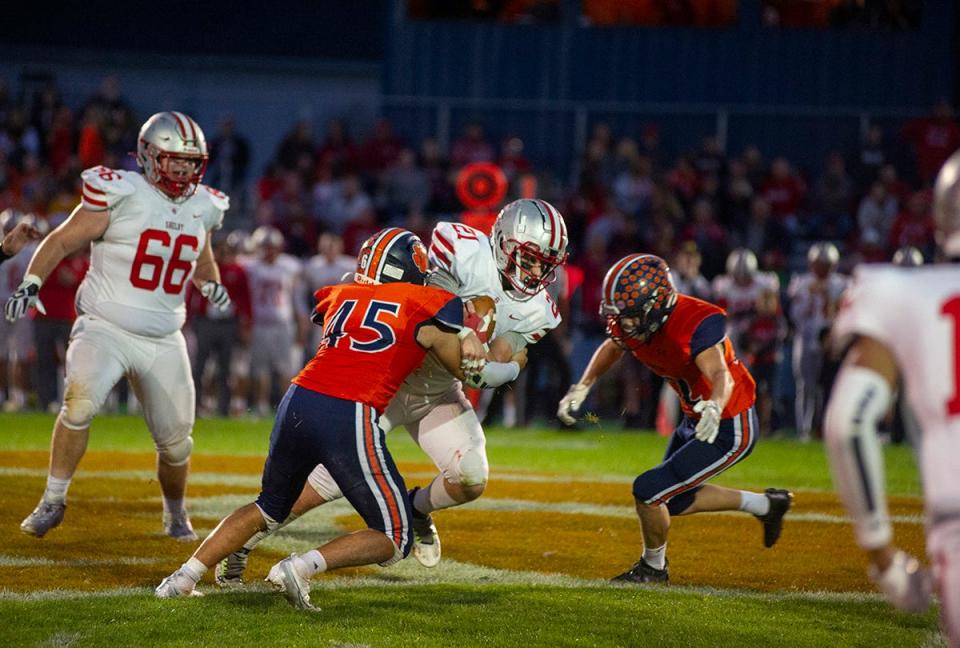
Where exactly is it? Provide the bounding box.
[498,330,528,354]
[427,267,461,294]
[690,313,726,357]
[80,167,135,212]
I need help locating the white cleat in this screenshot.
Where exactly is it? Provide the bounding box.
[20,500,65,538]
[410,511,442,568]
[163,512,198,542]
[155,570,203,598]
[266,554,315,610]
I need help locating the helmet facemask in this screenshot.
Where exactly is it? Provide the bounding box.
[142,146,208,200]
[600,254,678,348]
[498,237,565,299]
[136,112,209,202]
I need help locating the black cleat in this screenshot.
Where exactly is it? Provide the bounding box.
[612,559,669,584]
[756,488,793,548]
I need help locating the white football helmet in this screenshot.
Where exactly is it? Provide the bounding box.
[934,149,960,257]
[725,248,758,284]
[136,111,208,201]
[491,199,568,300]
[251,226,284,251]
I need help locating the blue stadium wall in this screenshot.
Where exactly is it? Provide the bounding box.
[383,0,956,173]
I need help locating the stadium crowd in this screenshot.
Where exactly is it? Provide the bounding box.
[1,74,955,440]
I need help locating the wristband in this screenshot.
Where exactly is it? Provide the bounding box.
[457,327,474,340]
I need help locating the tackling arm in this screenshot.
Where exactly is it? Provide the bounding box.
[557,339,624,424]
[416,324,486,381]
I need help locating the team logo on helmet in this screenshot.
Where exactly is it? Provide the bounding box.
[356,228,430,286]
[601,254,678,346]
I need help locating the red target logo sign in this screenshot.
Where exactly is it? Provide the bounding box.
[456,162,508,211]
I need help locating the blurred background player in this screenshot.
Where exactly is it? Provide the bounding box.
[0,215,43,264]
[823,149,960,645]
[214,198,566,583]
[788,242,849,441]
[188,234,251,417]
[244,225,305,415]
[711,248,780,355]
[302,232,354,357]
[5,111,232,541]
[156,228,486,608]
[558,254,792,583]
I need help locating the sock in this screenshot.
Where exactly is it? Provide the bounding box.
[642,543,667,570]
[294,550,327,579]
[739,491,770,516]
[163,497,186,517]
[243,512,299,552]
[414,476,458,515]
[43,475,71,504]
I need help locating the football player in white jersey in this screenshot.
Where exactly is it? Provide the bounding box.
[5,112,232,541]
[243,226,305,416]
[788,242,849,441]
[711,248,780,354]
[214,198,567,584]
[0,215,43,411]
[823,150,960,646]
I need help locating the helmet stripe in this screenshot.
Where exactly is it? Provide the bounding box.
[603,254,641,305]
[368,228,405,281]
[169,112,189,140]
[183,114,200,143]
[535,199,558,249]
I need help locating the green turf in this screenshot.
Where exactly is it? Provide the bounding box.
[0,413,923,496]
[0,586,940,648]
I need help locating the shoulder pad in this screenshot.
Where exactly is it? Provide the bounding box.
[80,167,136,211]
[429,221,486,273]
[198,185,230,212]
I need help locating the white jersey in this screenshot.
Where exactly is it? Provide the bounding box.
[75,166,228,337]
[304,253,354,294]
[832,264,960,515]
[245,254,303,325]
[788,271,849,345]
[401,221,562,399]
[711,272,779,318]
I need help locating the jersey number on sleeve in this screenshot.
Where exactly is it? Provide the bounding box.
[321,299,400,353]
[130,229,199,295]
[942,296,960,417]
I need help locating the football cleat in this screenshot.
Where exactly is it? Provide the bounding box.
[408,487,441,568]
[215,549,250,587]
[20,500,65,538]
[266,554,315,610]
[163,512,198,542]
[756,488,793,548]
[612,559,669,584]
[155,569,203,598]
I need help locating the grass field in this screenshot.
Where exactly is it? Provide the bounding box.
[0,413,944,647]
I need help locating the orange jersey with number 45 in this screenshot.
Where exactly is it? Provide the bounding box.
[293,282,463,412]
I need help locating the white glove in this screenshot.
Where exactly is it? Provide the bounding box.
[557,383,591,425]
[868,550,932,613]
[4,274,45,322]
[693,400,721,443]
[200,280,231,311]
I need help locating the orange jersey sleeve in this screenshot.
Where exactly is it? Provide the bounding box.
[620,294,755,419]
[293,283,462,411]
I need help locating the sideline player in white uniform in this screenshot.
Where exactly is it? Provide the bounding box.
[5,112,232,540]
[711,248,779,355]
[824,150,960,646]
[244,226,305,415]
[302,232,354,356]
[214,198,568,583]
[0,214,43,411]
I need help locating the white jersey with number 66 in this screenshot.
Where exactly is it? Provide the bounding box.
[76,166,228,337]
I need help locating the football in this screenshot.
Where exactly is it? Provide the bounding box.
[464,295,497,344]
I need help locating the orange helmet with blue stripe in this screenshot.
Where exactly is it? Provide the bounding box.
[601,253,678,346]
[355,227,430,285]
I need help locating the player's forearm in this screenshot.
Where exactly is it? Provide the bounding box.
[705,368,733,411]
[24,234,73,282]
[577,339,623,388]
[192,260,221,286]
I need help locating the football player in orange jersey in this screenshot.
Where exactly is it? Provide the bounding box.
[557,254,792,583]
[0,220,43,265]
[156,228,486,608]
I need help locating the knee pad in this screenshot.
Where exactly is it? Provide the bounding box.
[307,465,344,502]
[454,446,488,488]
[157,435,193,466]
[378,530,410,567]
[60,397,96,430]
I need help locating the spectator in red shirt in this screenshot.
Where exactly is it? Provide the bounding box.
[188,236,252,417]
[888,191,936,259]
[451,121,496,169]
[316,118,359,174]
[902,99,960,185]
[762,157,806,230]
[77,106,105,170]
[358,118,403,176]
[34,251,88,412]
